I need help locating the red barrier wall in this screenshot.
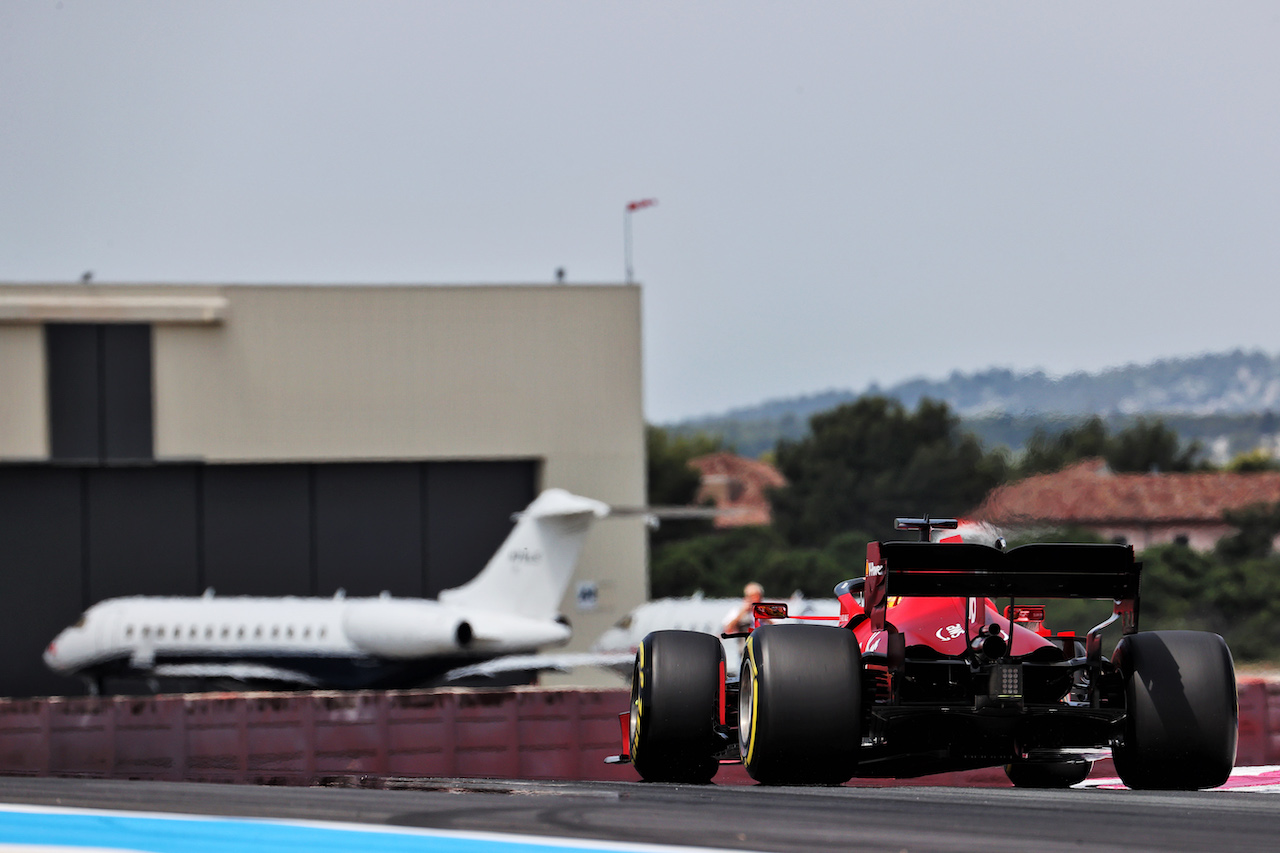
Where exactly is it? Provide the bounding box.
[0,680,1274,787]
[0,689,637,786]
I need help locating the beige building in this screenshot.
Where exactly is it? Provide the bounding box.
[0,282,645,695]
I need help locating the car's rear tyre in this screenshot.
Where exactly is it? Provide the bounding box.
[629,630,723,783]
[1004,760,1092,788]
[1111,630,1237,790]
[738,624,861,785]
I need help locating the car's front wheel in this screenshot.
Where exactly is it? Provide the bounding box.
[738,624,861,785]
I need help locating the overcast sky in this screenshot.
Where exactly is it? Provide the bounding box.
[3,2,1278,422]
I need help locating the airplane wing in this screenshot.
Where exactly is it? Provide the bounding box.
[152,663,321,687]
[605,504,749,531]
[443,651,635,681]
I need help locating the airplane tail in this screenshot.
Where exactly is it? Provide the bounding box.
[438,489,610,621]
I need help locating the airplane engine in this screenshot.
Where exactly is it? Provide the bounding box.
[343,599,473,659]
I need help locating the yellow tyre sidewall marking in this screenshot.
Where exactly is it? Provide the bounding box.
[630,641,645,760]
[744,635,760,767]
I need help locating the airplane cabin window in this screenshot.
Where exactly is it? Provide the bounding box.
[220,626,230,639]
[255,626,263,638]
[303,626,311,639]
[125,626,134,638]
[272,626,280,638]
[205,626,213,639]
[319,627,327,639]
[142,626,151,637]
[286,627,294,639]
[157,627,165,639]
[237,627,245,638]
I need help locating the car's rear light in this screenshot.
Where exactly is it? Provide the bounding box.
[989,664,1023,700]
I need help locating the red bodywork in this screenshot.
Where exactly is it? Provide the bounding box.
[849,595,1055,658]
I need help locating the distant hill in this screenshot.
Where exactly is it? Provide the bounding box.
[668,349,1280,462]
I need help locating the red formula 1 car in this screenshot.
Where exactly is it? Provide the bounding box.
[613,518,1238,789]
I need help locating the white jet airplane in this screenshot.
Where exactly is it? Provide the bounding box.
[44,489,612,693]
[587,592,841,676]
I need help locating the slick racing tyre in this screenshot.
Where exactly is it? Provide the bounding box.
[629,630,724,783]
[1004,760,1092,788]
[738,624,861,785]
[1111,630,1237,790]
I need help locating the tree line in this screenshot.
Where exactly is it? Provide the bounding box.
[648,398,1280,660]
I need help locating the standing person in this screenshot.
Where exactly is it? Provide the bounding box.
[722,582,765,636]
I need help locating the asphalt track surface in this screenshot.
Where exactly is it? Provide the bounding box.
[1,775,1278,853]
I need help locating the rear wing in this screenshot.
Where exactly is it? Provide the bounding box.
[863,540,1141,636]
[866,541,1139,599]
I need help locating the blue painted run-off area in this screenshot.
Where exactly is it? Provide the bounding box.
[0,805,721,853]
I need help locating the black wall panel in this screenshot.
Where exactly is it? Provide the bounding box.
[45,324,101,461]
[203,465,310,595]
[314,464,424,597]
[87,467,199,601]
[101,324,153,461]
[46,323,153,462]
[424,461,538,596]
[0,468,85,697]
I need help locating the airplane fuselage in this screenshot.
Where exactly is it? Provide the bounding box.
[46,594,573,691]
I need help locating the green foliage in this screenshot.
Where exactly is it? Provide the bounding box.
[1106,416,1201,473]
[1138,543,1280,660]
[649,526,871,599]
[1215,502,1280,563]
[1226,449,1280,473]
[1018,416,1200,477]
[770,397,1008,545]
[646,425,720,505]
[645,425,721,545]
[1019,416,1110,476]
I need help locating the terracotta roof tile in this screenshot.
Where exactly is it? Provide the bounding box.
[972,458,1280,525]
[689,452,786,527]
